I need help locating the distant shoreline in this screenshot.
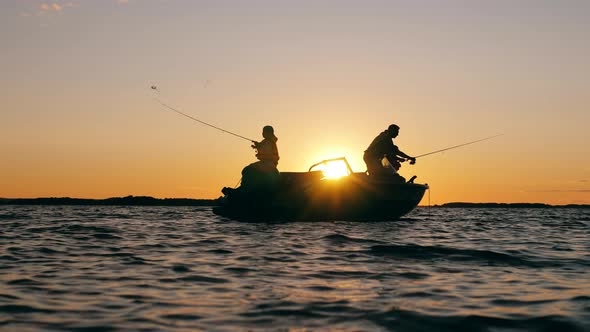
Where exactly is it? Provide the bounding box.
[430,202,589,209]
[0,196,587,208]
[0,196,221,206]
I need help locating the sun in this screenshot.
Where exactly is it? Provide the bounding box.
[321,161,350,179]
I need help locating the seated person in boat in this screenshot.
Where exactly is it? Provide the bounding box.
[223,126,280,196]
[363,124,416,179]
[250,125,280,169]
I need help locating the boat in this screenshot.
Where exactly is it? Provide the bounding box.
[213,157,428,221]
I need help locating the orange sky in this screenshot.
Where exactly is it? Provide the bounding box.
[1,1,588,204]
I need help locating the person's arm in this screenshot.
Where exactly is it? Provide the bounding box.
[388,143,415,164]
[397,149,416,164]
[396,149,412,160]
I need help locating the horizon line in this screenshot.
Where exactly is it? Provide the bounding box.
[1,196,588,207]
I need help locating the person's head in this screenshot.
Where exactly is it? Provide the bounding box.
[387,124,400,138]
[262,125,275,139]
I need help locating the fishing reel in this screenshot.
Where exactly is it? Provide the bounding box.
[399,157,416,165]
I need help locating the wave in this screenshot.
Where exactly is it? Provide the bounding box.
[0,213,32,220]
[322,233,384,244]
[238,300,588,331]
[369,244,548,267]
[62,224,118,233]
[160,313,203,321]
[365,308,588,332]
[0,304,55,314]
[158,275,229,284]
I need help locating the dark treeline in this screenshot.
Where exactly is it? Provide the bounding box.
[0,196,221,206]
[439,202,589,209]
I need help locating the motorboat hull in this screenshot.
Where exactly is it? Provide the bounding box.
[213,172,427,222]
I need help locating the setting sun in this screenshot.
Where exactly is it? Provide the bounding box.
[320,160,352,179]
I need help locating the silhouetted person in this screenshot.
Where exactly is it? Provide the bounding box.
[364,124,416,178]
[251,125,279,168]
[223,125,280,196]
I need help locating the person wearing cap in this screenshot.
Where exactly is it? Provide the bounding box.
[363,124,416,177]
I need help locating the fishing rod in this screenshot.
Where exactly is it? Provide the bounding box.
[414,134,503,159]
[151,86,255,142]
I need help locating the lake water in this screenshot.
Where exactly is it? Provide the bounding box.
[1,206,589,331]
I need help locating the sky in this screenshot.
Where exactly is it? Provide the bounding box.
[1,0,589,204]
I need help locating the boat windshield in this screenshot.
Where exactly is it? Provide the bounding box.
[308,157,353,179]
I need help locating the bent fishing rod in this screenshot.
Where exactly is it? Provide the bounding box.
[414,134,504,159]
[151,86,255,142]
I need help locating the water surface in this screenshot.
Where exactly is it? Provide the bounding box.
[1,206,589,331]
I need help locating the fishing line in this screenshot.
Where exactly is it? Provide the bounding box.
[415,134,503,159]
[151,86,255,142]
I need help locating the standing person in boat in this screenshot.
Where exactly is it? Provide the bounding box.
[363,124,416,178]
